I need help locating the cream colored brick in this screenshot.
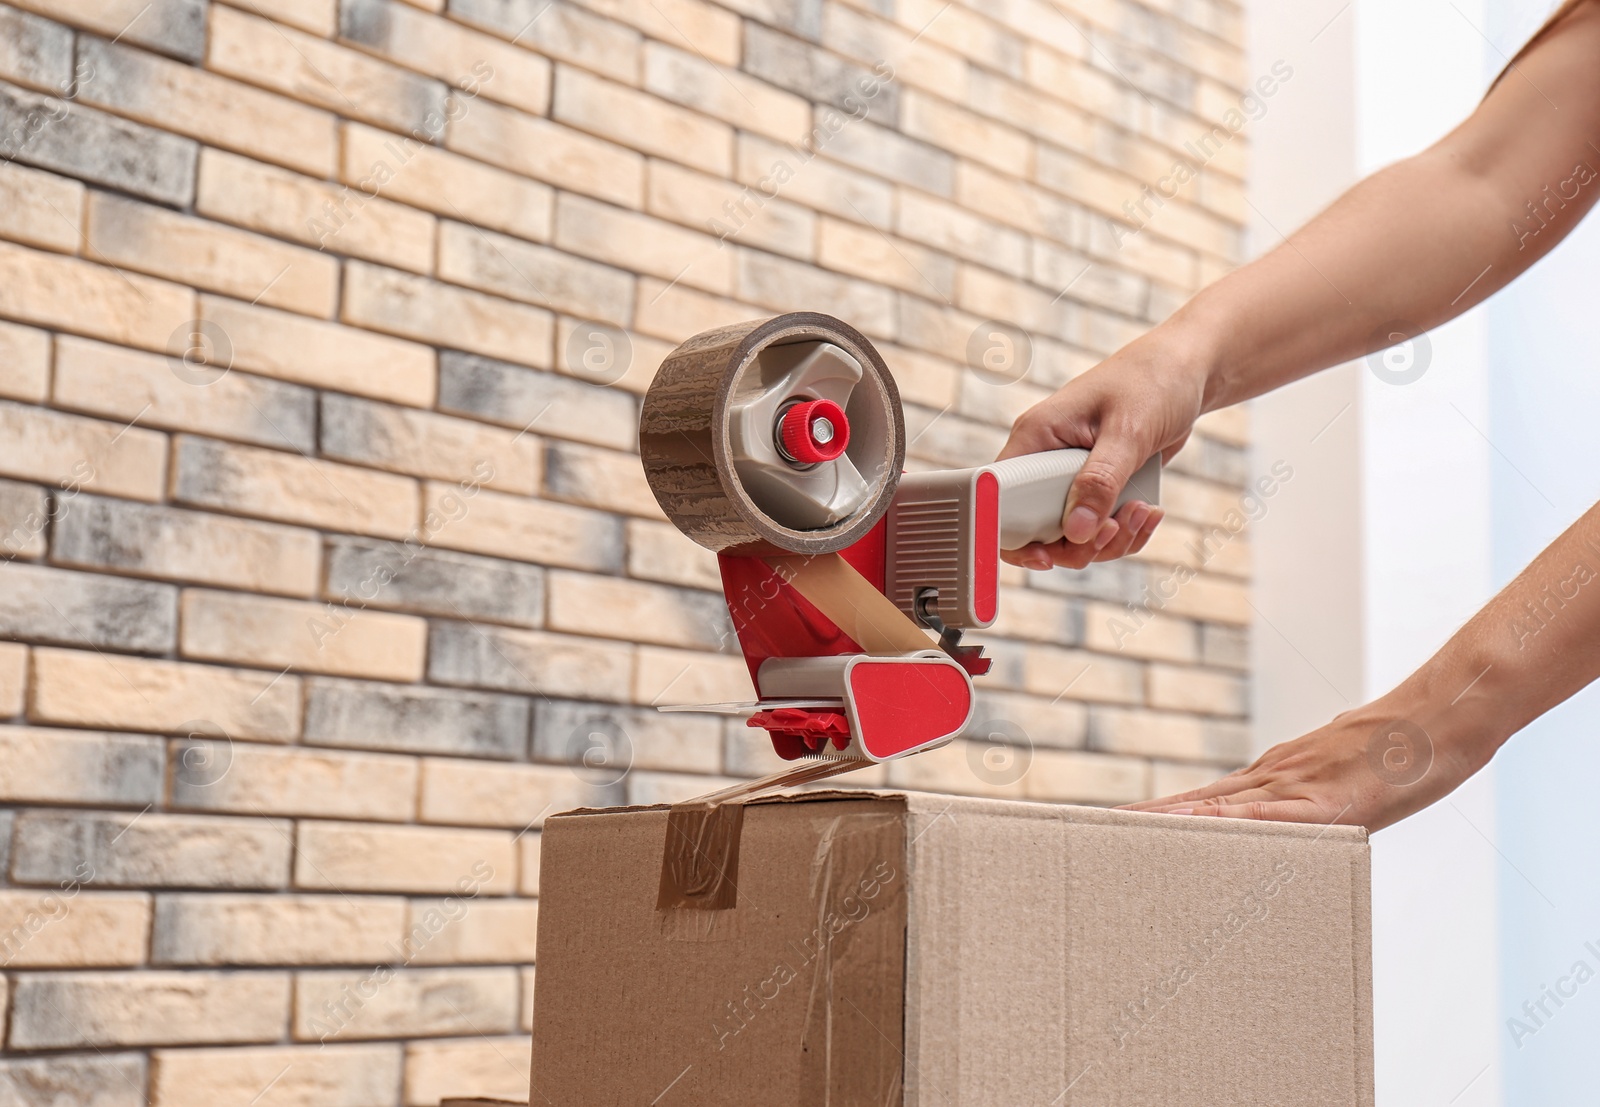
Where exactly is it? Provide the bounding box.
[343,261,555,371]
[969,68,1091,154]
[902,89,1032,176]
[9,0,201,64]
[404,1036,531,1106]
[0,160,82,255]
[517,832,540,895]
[1090,704,1250,762]
[52,335,314,451]
[29,648,303,741]
[199,295,437,408]
[179,589,428,682]
[0,399,167,501]
[625,770,742,805]
[152,894,406,966]
[1084,602,1197,663]
[294,966,517,1040]
[1147,663,1246,717]
[196,148,435,273]
[403,899,537,964]
[209,6,447,135]
[0,319,50,403]
[1150,759,1235,799]
[554,192,731,297]
[634,645,751,706]
[988,585,1078,645]
[419,759,615,829]
[1158,570,1249,625]
[648,159,814,260]
[820,3,967,99]
[632,277,764,345]
[171,435,419,539]
[1021,644,1143,704]
[885,738,1024,800]
[79,35,337,178]
[1196,403,1249,446]
[817,216,956,300]
[320,394,539,495]
[543,440,662,518]
[413,483,612,573]
[0,239,194,353]
[340,0,551,115]
[447,96,644,210]
[897,189,1029,275]
[625,518,720,591]
[735,133,894,228]
[172,741,418,821]
[342,121,554,244]
[86,193,337,319]
[553,65,730,176]
[0,642,24,716]
[736,250,894,338]
[150,1044,402,1107]
[295,821,516,894]
[642,42,810,143]
[437,220,633,326]
[893,0,1025,74]
[546,571,726,650]
[518,965,535,1032]
[0,890,150,967]
[579,0,738,65]
[1022,748,1146,805]
[553,316,672,396]
[227,0,336,35]
[955,161,1083,243]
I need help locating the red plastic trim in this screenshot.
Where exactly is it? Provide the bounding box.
[779,399,850,464]
[974,470,999,624]
[848,660,971,760]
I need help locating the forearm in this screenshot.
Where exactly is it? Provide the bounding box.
[1146,2,1600,412]
[1387,503,1600,770]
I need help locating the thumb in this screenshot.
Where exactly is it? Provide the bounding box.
[1062,432,1149,545]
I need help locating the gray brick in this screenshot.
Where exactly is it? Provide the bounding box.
[818,113,953,197]
[1029,559,1149,605]
[0,1053,147,1106]
[1201,623,1249,670]
[438,350,637,452]
[294,966,517,1041]
[0,478,47,559]
[445,0,638,84]
[533,698,721,774]
[303,676,528,759]
[325,537,545,626]
[0,79,197,206]
[10,971,289,1048]
[0,7,72,91]
[11,810,292,889]
[427,620,632,701]
[0,728,163,806]
[742,23,896,125]
[50,494,318,595]
[763,0,822,39]
[0,563,176,652]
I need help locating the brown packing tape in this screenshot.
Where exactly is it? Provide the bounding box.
[765,553,935,655]
[655,758,870,916]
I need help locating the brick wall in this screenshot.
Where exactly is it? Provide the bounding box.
[0,0,1252,1099]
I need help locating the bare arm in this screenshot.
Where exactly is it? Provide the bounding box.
[1003,1,1600,567]
[1125,502,1600,830]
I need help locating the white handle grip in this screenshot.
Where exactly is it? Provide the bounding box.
[990,450,1162,550]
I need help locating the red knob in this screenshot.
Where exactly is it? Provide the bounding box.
[778,399,849,465]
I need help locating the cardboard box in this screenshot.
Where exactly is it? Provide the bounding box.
[530,791,1373,1105]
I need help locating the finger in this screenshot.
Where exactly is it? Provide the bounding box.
[1001,542,1055,571]
[1118,769,1259,811]
[1089,502,1148,563]
[1126,507,1164,555]
[1062,431,1152,546]
[1010,537,1098,571]
[1165,798,1342,825]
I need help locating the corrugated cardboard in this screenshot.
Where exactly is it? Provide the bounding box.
[530,790,1373,1106]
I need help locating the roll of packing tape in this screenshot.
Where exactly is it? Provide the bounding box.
[640,313,905,555]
